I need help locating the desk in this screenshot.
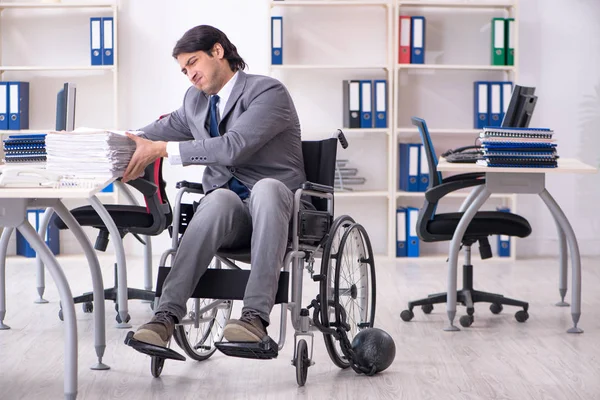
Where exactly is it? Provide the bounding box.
[0,180,114,400]
[437,157,597,333]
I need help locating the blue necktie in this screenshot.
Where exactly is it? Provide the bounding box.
[209,95,249,200]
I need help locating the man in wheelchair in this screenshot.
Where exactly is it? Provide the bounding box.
[122,24,309,348]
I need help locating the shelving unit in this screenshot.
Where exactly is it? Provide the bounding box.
[268,0,518,260]
[0,1,119,203]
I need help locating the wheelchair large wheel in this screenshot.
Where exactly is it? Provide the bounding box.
[173,297,232,361]
[319,216,376,369]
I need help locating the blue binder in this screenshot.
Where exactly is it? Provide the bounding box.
[396,207,407,257]
[418,144,429,191]
[410,16,425,64]
[399,143,420,192]
[102,17,114,65]
[473,81,489,129]
[271,16,283,65]
[489,82,502,127]
[360,80,373,128]
[8,81,29,130]
[0,82,8,130]
[90,17,103,66]
[373,79,387,128]
[406,207,420,257]
[497,207,511,257]
[16,209,60,258]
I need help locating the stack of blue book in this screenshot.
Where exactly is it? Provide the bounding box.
[3,134,47,164]
[476,127,558,168]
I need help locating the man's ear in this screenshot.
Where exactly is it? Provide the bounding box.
[212,43,224,59]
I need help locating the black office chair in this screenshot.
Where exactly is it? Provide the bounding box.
[53,157,172,323]
[400,117,532,328]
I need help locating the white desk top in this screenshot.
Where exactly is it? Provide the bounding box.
[0,177,114,199]
[437,157,598,174]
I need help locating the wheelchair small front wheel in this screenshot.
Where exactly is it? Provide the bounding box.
[151,356,165,378]
[295,339,309,387]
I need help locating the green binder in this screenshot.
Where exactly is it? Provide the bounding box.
[505,18,515,66]
[491,17,505,65]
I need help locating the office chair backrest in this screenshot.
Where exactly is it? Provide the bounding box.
[127,157,173,235]
[411,117,442,189]
[302,138,338,211]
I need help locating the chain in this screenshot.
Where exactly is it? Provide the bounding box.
[308,295,378,376]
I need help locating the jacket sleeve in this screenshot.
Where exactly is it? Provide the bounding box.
[178,81,291,166]
[138,89,193,142]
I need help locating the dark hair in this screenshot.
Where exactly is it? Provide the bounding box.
[172,25,246,72]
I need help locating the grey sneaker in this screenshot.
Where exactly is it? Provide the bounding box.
[133,311,176,348]
[223,309,268,342]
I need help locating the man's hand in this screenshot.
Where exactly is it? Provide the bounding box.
[122,132,168,183]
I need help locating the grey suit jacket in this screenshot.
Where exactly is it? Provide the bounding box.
[139,71,306,194]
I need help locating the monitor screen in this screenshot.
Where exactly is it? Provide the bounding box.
[501,84,537,128]
[55,82,76,131]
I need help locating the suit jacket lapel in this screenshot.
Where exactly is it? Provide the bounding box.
[220,70,247,124]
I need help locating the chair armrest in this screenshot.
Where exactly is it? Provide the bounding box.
[442,172,485,183]
[301,181,334,194]
[127,177,158,197]
[176,180,205,194]
[425,178,485,203]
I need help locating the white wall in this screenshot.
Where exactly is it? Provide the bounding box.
[4,0,600,258]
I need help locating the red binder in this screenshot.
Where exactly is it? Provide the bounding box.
[398,16,411,64]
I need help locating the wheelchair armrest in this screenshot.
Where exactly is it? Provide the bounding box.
[126,177,158,197]
[425,178,485,203]
[442,172,485,183]
[301,181,334,194]
[176,180,205,194]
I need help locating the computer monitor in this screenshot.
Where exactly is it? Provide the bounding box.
[55,82,76,131]
[501,84,537,128]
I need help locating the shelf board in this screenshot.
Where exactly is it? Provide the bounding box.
[271,0,390,6]
[397,0,515,9]
[270,64,390,71]
[335,190,389,198]
[394,254,515,261]
[343,128,391,135]
[396,190,512,199]
[396,64,515,72]
[0,66,115,72]
[0,2,116,9]
[0,129,53,135]
[397,128,479,135]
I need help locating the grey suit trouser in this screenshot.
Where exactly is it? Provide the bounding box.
[156,178,295,326]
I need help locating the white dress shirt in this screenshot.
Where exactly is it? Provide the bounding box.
[166,71,240,165]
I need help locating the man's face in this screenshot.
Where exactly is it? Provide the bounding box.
[177,45,224,95]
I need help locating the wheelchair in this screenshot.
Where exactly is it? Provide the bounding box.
[126,130,378,386]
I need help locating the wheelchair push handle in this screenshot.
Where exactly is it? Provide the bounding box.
[333,129,348,149]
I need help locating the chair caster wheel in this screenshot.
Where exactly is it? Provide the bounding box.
[515,310,529,323]
[116,313,131,324]
[400,309,414,322]
[459,315,474,328]
[421,304,434,314]
[151,356,165,378]
[490,303,503,314]
[82,302,93,313]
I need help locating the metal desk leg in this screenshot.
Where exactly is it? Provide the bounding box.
[553,215,569,307]
[18,221,78,400]
[88,195,131,328]
[34,208,54,304]
[445,186,491,332]
[0,227,13,330]
[53,201,110,370]
[539,189,583,334]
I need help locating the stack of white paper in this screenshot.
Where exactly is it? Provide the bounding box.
[45,127,138,179]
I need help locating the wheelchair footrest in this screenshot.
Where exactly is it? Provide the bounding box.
[215,336,279,360]
[124,331,186,361]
